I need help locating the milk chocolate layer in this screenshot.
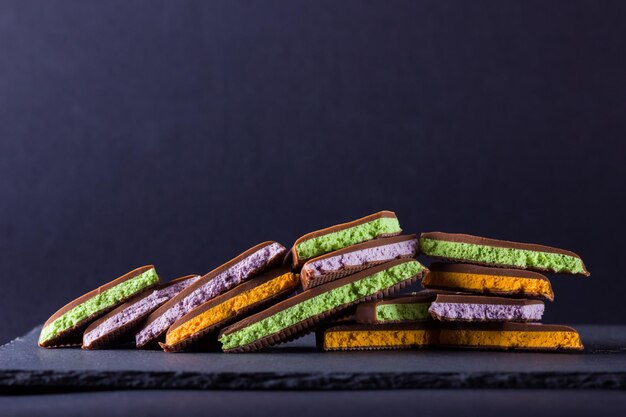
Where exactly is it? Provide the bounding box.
[39,265,159,348]
[420,232,589,276]
[290,210,400,268]
[429,263,548,279]
[135,241,286,348]
[162,268,299,352]
[300,235,417,289]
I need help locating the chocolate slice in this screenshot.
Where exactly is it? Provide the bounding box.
[82,274,201,349]
[300,235,417,290]
[424,263,555,301]
[319,322,436,351]
[320,322,583,351]
[135,241,286,348]
[437,322,584,351]
[161,268,300,352]
[419,232,589,276]
[290,210,402,268]
[39,265,160,348]
[355,291,440,324]
[428,294,544,322]
[219,258,427,353]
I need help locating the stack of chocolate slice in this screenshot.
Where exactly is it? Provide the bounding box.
[38,212,590,354]
[217,211,429,352]
[319,232,588,352]
[419,232,587,351]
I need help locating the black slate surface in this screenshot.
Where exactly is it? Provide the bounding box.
[4,390,626,417]
[1,325,626,392]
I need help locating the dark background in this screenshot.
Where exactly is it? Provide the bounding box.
[1,0,625,344]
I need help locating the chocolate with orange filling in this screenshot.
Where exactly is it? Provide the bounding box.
[162,268,299,352]
[135,241,286,348]
[319,322,583,351]
[437,322,583,351]
[320,322,436,351]
[423,263,555,301]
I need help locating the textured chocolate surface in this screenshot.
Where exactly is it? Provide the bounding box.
[290,210,400,268]
[135,242,286,348]
[300,235,417,289]
[83,275,201,349]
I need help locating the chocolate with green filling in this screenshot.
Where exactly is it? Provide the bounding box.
[39,265,160,348]
[82,274,200,350]
[219,258,427,352]
[355,291,441,324]
[289,210,402,268]
[419,232,589,276]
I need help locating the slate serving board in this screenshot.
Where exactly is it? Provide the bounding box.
[1,325,626,392]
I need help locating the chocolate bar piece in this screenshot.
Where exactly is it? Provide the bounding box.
[135,241,286,348]
[355,291,439,324]
[161,268,299,352]
[319,322,436,351]
[319,322,583,351]
[437,322,584,351]
[82,274,200,349]
[39,265,160,348]
[428,294,544,322]
[419,232,589,276]
[423,263,555,301]
[289,211,402,268]
[219,258,427,352]
[300,235,417,290]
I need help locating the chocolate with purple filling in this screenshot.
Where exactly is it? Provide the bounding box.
[83,274,201,349]
[429,294,544,322]
[300,235,417,290]
[135,241,286,348]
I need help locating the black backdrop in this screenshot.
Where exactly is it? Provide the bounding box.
[1,1,625,344]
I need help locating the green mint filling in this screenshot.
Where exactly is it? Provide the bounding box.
[375,303,431,322]
[220,260,423,349]
[39,268,159,344]
[296,217,401,260]
[419,238,585,274]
